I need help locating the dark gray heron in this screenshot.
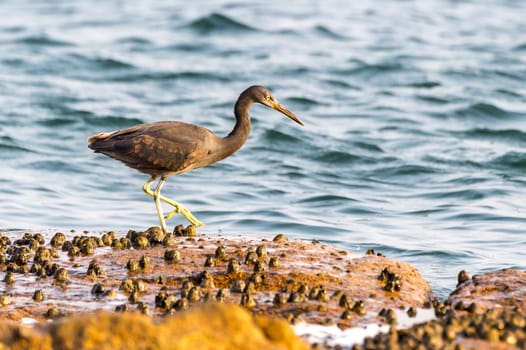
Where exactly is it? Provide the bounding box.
[88,85,304,233]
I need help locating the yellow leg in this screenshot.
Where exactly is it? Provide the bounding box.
[143,176,205,228]
[152,177,168,234]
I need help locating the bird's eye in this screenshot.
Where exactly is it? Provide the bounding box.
[265,95,273,102]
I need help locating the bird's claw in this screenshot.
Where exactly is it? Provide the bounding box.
[164,207,205,227]
[164,209,179,221]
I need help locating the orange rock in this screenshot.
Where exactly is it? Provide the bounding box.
[0,231,434,329]
[0,303,308,350]
[447,269,526,311]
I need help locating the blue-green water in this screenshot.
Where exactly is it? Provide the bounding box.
[0,1,525,299]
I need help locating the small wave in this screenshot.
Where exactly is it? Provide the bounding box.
[415,95,449,104]
[298,194,353,204]
[322,79,359,90]
[314,150,360,164]
[400,248,476,260]
[453,128,526,146]
[405,81,441,89]
[332,60,407,83]
[92,57,134,70]
[286,96,322,106]
[28,159,84,173]
[495,88,523,98]
[65,53,135,71]
[16,34,73,47]
[110,70,228,83]
[1,57,26,68]
[282,170,307,179]
[339,206,378,215]
[275,66,310,76]
[84,115,144,128]
[486,151,526,171]
[0,140,34,155]
[493,69,525,82]
[421,189,493,201]
[22,53,135,79]
[37,102,95,120]
[262,129,302,143]
[166,42,214,53]
[404,207,447,216]
[352,141,383,153]
[187,13,255,34]
[344,61,405,75]
[454,102,516,119]
[314,25,346,40]
[375,164,439,178]
[37,117,78,127]
[423,155,482,169]
[444,211,523,223]
[115,36,153,47]
[445,176,488,186]
[2,25,25,33]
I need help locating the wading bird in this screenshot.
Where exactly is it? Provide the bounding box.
[88,85,304,233]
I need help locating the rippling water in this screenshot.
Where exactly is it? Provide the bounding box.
[1,0,525,298]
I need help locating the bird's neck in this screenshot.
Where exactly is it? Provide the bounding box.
[222,97,252,155]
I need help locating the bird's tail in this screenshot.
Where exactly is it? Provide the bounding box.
[87,131,118,151]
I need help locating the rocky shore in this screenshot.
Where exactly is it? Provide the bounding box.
[0,227,524,349]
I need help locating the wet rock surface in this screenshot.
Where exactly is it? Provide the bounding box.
[358,269,526,350]
[360,308,525,350]
[0,228,433,328]
[447,269,526,312]
[0,228,524,349]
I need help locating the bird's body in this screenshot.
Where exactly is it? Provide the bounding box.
[88,85,303,233]
[88,120,234,177]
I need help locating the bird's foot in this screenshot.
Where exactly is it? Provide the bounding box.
[165,206,205,227]
[164,208,179,221]
[160,223,169,235]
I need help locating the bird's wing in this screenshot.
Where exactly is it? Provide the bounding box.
[127,134,208,173]
[89,121,211,175]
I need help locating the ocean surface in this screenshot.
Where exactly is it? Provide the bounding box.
[0,0,525,299]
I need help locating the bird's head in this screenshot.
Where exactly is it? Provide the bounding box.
[249,85,304,126]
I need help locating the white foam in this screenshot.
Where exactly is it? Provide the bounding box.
[392,307,436,329]
[20,317,38,326]
[294,322,389,348]
[294,308,436,348]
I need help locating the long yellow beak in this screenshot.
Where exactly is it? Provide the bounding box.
[273,102,304,126]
